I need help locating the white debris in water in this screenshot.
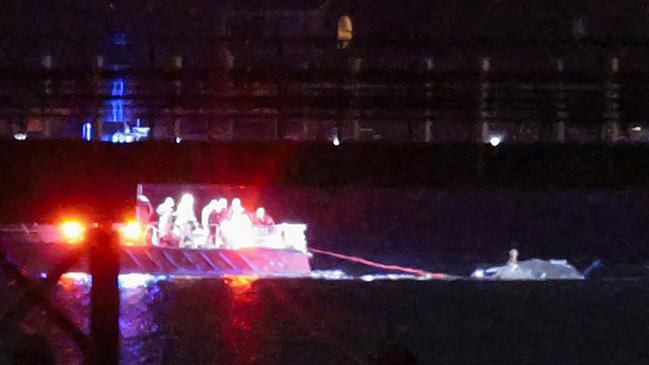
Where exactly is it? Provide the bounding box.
[472,255,585,281]
[309,271,436,281]
[360,275,375,282]
[309,270,350,280]
[360,273,432,281]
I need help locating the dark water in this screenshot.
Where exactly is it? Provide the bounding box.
[2,274,649,364]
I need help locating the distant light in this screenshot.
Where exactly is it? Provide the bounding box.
[13,133,27,141]
[175,137,182,144]
[41,55,53,69]
[110,99,124,122]
[95,55,104,69]
[82,122,93,141]
[488,135,502,147]
[119,220,144,245]
[172,56,183,69]
[111,79,125,97]
[332,136,340,146]
[59,220,86,244]
[112,33,128,46]
[631,125,642,132]
[39,272,48,279]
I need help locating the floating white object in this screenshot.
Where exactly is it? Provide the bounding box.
[472,249,584,280]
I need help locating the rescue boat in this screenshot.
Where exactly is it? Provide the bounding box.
[0,200,311,278]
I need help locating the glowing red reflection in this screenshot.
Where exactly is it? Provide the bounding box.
[222,274,262,363]
[223,275,258,291]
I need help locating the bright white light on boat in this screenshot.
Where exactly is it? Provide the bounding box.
[220,213,254,249]
[119,220,144,245]
[13,133,27,141]
[58,272,92,289]
[277,223,307,252]
[60,220,86,244]
[631,125,642,132]
[332,136,340,146]
[488,135,502,147]
[61,272,92,283]
[119,273,166,289]
[175,137,182,144]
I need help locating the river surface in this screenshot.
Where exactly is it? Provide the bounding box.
[2,273,649,364]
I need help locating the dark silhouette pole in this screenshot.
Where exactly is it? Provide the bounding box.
[87,226,120,365]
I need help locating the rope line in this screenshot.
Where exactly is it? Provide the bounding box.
[310,247,446,279]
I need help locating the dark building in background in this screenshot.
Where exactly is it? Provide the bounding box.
[2,0,649,144]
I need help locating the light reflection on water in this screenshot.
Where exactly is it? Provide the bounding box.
[223,275,263,365]
[45,271,435,364]
[11,273,648,364]
[50,273,266,364]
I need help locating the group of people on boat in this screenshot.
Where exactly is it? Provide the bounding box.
[151,193,275,248]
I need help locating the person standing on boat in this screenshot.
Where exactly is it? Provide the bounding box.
[174,193,198,247]
[156,197,175,245]
[201,199,224,246]
[252,207,275,243]
[201,199,219,231]
[215,198,229,224]
[493,248,529,280]
[253,207,275,227]
[227,198,243,220]
[207,198,229,247]
[136,194,154,226]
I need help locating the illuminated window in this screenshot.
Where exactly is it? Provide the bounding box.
[111,100,124,122]
[111,80,125,97]
[337,15,353,49]
[113,32,128,46]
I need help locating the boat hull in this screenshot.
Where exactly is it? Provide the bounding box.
[0,241,311,278]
